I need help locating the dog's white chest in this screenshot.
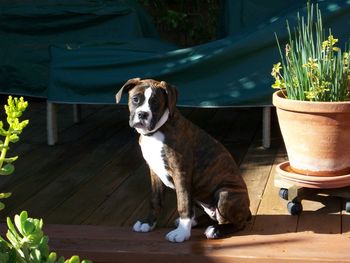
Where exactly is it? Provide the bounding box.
[139,132,174,189]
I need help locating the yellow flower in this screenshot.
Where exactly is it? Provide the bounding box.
[271,78,285,89]
[328,34,338,46]
[322,34,339,52]
[304,81,330,101]
[305,90,316,100]
[302,57,318,70]
[271,62,282,78]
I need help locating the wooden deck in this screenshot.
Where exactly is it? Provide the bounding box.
[0,97,349,262]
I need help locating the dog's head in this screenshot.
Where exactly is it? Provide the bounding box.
[116,78,178,135]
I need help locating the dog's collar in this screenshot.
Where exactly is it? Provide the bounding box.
[142,108,170,136]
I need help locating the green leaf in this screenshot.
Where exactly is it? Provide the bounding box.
[38,236,49,258]
[23,221,35,236]
[0,127,7,137]
[19,211,28,222]
[0,202,5,211]
[30,249,41,262]
[0,192,11,199]
[14,211,29,237]
[5,231,18,248]
[8,134,18,143]
[6,217,19,240]
[4,156,18,164]
[65,255,81,263]
[19,120,29,129]
[0,164,14,176]
[47,252,58,263]
[38,219,44,230]
[0,233,7,243]
[14,214,23,237]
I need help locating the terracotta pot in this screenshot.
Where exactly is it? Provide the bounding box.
[273,90,350,176]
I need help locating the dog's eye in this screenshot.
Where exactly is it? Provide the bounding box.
[132,96,140,104]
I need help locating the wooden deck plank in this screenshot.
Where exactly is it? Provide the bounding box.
[44,138,141,224]
[82,163,151,225]
[251,147,298,234]
[13,125,135,220]
[0,106,129,219]
[297,193,342,234]
[24,224,350,263]
[239,114,282,218]
[122,188,178,228]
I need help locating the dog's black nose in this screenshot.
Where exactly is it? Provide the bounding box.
[138,111,149,120]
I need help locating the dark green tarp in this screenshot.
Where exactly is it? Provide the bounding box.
[2,0,350,107]
[0,0,158,97]
[48,0,350,106]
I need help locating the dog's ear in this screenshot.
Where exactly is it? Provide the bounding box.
[160,81,178,117]
[116,78,141,104]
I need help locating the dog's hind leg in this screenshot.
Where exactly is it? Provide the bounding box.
[204,189,251,239]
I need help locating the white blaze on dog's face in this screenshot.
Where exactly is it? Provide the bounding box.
[128,85,168,135]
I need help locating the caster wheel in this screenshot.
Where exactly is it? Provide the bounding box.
[279,188,289,200]
[287,201,302,215]
[345,202,350,213]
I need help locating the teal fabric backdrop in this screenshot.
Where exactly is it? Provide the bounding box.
[1,0,350,107]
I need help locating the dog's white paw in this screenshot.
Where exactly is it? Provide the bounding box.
[166,218,192,242]
[174,216,198,228]
[204,225,216,239]
[133,221,156,233]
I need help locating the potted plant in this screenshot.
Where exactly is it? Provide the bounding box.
[271,2,350,178]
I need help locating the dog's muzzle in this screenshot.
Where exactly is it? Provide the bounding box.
[131,108,170,135]
[130,109,153,132]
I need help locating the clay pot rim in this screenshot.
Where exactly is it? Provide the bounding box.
[273,90,350,113]
[276,161,350,189]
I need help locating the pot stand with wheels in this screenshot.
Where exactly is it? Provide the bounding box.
[274,161,350,215]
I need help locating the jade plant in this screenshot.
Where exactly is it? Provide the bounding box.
[0,96,91,263]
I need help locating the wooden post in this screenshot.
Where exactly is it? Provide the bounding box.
[262,106,271,149]
[47,102,58,146]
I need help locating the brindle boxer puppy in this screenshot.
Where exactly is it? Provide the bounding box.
[116,78,251,242]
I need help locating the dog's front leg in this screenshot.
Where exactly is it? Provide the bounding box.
[166,173,193,242]
[133,169,164,233]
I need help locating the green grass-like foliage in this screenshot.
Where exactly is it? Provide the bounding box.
[271,2,350,101]
[0,96,92,263]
